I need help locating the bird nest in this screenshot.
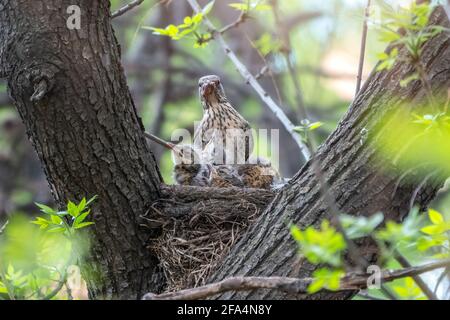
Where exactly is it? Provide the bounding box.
[146,185,273,292]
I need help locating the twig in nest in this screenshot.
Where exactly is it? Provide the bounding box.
[143,258,450,300]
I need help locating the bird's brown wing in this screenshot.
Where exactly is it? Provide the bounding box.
[238,164,274,189]
[211,165,244,188]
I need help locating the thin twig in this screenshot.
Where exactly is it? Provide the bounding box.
[143,258,450,300]
[0,220,8,234]
[395,251,439,300]
[144,131,175,150]
[111,0,145,19]
[356,0,371,95]
[219,11,248,34]
[408,170,437,211]
[187,0,311,161]
[43,271,69,300]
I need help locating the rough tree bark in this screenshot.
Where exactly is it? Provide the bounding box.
[0,0,165,299]
[207,7,450,299]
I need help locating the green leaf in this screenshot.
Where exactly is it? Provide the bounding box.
[47,226,66,233]
[291,220,346,267]
[421,224,449,235]
[400,73,419,88]
[393,277,426,300]
[376,48,398,72]
[307,277,325,294]
[202,0,215,16]
[290,224,303,242]
[308,122,324,131]
[307,268,344,294]
[0,282,8,294]
[30,217,50,229]
[416,235,446,251]
[7,264,14,276]
[74,222,95,230]
[50,214,62,225]
[183,16,192,26]
[67,200,79,218]
[73,210,91,228]
[378,29,401,42]
[77,198,87,213]
[85,195,98,207]
[293,126,306,133]
[35,203,55,215]
[229,3,248,11]
[255,33,282,56]
[192,13,203,24]
[428,209,444,225]
[340,213,384,239]
[254,4,271,11]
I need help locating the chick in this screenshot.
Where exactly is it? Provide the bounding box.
[237,156,282,190]
[171,144,212,187]
[202,137,244,188]
[144,132,211,187]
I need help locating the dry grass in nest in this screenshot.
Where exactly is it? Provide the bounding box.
[149,198,262,292]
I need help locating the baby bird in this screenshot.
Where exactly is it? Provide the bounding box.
[171,144,212,187]
[195,75,254,165]
[202,138,244,188]
[144,132,211,187]
[237,156,282,190]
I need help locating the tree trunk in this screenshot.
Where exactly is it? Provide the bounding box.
[0,0,165,299]
[208,7,450,299]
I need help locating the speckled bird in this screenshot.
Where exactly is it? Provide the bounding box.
[171,144,213,187]
[237,156,282,190]
[195,75,254,165]
[144,132,211,187]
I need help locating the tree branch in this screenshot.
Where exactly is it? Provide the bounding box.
[143,259,450,300]
[355,0,371,95]
[218,11,248,34]
[187,0,311,161]
[0,220,7,234]
[394,252,438,300]
[111,0,145,19]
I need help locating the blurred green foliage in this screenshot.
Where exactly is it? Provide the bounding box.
[0,198,95,299]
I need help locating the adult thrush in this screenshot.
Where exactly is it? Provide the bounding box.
[195,75,254,165]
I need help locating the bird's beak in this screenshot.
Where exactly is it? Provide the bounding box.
[201,80,218,98]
